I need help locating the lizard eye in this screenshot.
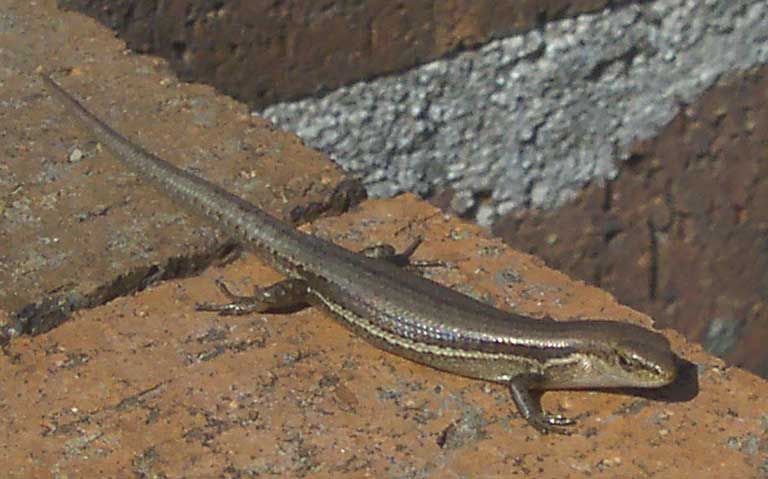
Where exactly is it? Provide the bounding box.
[616,353,636,371]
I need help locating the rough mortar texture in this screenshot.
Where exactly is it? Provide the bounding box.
[262,0,768,224]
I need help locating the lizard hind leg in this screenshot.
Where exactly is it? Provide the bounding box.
[287,178,368,226]
[195,277,310,315]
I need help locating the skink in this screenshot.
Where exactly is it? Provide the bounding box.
[42,75,677,433]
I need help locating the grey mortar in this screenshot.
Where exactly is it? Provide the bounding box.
[260,0,768,225]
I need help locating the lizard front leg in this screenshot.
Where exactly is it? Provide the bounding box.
[508,374,576,434]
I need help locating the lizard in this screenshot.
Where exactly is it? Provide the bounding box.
[41,74,677,433]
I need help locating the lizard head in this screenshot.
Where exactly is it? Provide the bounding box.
[544,321,677,389]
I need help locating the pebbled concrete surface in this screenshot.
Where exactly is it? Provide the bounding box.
[262,0,768,224]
